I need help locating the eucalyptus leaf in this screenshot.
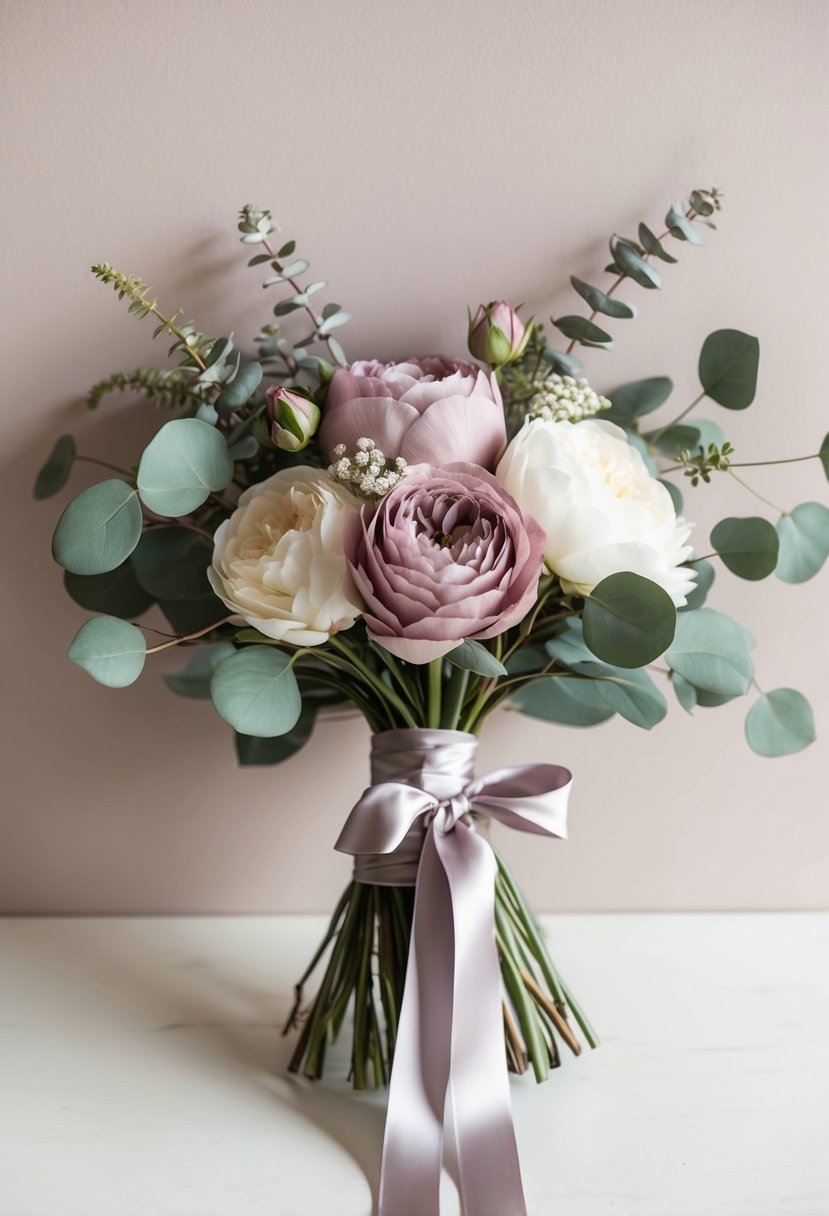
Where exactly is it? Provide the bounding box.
[583,572,676,668]
[606,376,673,425]
[52,479,142,575]
[775,503,829,583]
[137,419,234,516]
[570,277,636,319]
[819,432,829,482]
[327,338,348,366]
[612,240,663,289]
[163,643,236,699]
[666,202,703,244]
[698,329,759,409]
[744,688,816,757]
[34,434,76,499]
[680,559,715,612]
[625,431,658,476]
[541,347,582,376]
[159,592,227,634]
[664,608,754,695]
[513,676,615,727]
[64,562,153,618]
[446,639,508,677]
[210,645,301,737]
[552,315,614,349]
[131,528,213,600]
[215,362,263,417]
[278,258,310,279]
[235,706,316,765]
[587,664,668,729]
[646,425,702,457]
[318,311,351,335]
[67,616,146,688]
[710,516,779,580]
[229,436,259,461]
[671,672,697,712]
[638,224,678,264]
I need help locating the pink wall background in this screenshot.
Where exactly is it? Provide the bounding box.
[2,0,826,913]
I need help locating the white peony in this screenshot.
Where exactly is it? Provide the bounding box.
[208,467,364,646]
[497,417,696,606]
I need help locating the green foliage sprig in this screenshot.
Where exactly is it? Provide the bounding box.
[239,204,349,381]
[87,366,211,412]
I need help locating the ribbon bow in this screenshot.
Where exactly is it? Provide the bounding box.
[336,761,572,1216]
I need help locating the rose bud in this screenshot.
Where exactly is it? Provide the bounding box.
[266,385,321,452]
[467,301,532,367]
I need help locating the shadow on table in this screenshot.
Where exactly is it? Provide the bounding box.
[3,920,463,1215]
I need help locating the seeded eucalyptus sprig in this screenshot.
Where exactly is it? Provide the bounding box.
[239,204,349,380]
[552,188,723,356]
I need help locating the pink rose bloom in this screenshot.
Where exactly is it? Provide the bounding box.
[319,356,507,471]
[346,463,546,664]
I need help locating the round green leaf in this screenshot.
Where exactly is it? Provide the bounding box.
[235,706,316,765]
[52,479,142,575]
[671,672,697,712]
[698,329,759,409]
[665,608,754,695]
[646,424,702,457]
[513,677,615,727]
[606,377,673,425]
[579,664,668,730]
[552,315,614,349]
[541,348,582,377]
[680,559,715,612]
[710,516,779,580]
[159,592,227,635]
[132,527,214,599]
[583,572,677,668]
[67,616,146,687]
[570,277,636,320]
[446,639,507,677]
[745,689,816,757]
[64,562,153,618]
[775,503,829,584]
[137,419,234,516]
[163,643,236,699]
[210,645,301,737]
[34,434,76,499]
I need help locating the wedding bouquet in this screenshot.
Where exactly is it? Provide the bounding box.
[38,190,826,1215]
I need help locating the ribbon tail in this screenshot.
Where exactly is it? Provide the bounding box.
[436,822,528,1216]
[378,824,454,1216]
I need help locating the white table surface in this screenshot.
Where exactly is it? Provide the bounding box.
[1,914,827,1215]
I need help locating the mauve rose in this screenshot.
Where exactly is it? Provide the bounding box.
[346,463,546,664]
[319,356,507,471]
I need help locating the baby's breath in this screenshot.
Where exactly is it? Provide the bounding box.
[328,439,410,501]
[526,374,610,423]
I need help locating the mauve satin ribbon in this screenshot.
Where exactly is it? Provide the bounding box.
[335,728,573,1216]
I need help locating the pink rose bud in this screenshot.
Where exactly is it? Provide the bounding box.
[468,301,531,367]
[266,385,321,452]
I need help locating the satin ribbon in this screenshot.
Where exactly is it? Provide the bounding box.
[335,728,572,1216]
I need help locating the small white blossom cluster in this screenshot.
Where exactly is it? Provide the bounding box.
[328,438,410,500]
[526,374,610,423]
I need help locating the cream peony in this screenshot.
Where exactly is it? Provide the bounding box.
[208,467,363,646]
[497,418,696,605]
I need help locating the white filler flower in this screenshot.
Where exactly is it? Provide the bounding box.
[497,417,696,605]
[208,467,364,645]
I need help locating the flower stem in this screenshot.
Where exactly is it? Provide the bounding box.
[144,616,234,653]
[427,659,443,729]
[727,469,788,514]
[329,637,419,728]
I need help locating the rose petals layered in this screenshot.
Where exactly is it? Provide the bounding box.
[319,356,507,470]
[346,463,546,663]
[497,417,696,605]
[208,467,363,646]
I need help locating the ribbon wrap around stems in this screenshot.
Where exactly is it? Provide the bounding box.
[335,729,573,1216]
